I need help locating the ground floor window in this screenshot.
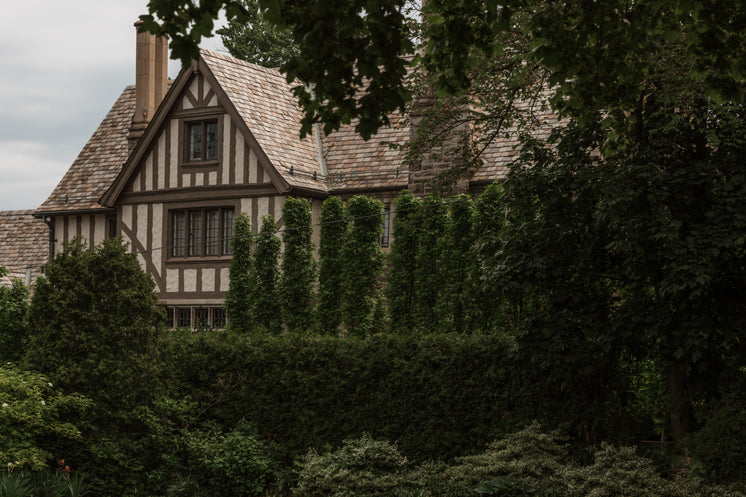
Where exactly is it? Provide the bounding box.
[171,207,234,258]
[380,205,390,247]
[163,306,227,329]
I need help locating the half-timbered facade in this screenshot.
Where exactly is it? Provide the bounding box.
[24,23,557,326]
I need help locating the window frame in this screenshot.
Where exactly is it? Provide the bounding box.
[170,206,235,260]
[182,118,220,166]
[163,306,228,329]
[379,204,391,248]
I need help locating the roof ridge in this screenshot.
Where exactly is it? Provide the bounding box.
[0,210,35,216]
[199,48,285,78]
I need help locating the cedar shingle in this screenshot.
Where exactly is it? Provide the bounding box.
[0,210,48,287]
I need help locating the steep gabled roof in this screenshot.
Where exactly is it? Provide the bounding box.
[36,87,135,214]
[0,210,48,286]
[200,50,326,192]
[102,50,330,205]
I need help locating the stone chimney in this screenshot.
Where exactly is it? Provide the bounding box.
[406,1,476,196]
[407,84,476,196]
[128,20,168,151]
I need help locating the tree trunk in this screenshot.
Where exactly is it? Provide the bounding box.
[667,358,690,443]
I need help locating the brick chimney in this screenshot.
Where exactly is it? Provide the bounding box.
[128,20,168,151]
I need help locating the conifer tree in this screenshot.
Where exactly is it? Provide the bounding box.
[317,196,347,333]
[413,195,449,331]
[474,182,509,330]
[386,191,421,333]
[24,238,161,407]
[280,197,316,331]
[442,194,478,333]
[253,216,282,332]
[225,213,254,333]
[23,237,162,495]
[341,196,385,336]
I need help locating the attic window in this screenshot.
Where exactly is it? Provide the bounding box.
[187,120,218,161]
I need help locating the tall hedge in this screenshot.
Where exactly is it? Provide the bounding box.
[280,197,316,331]
[317,196,348,333]
[159,331,642,464]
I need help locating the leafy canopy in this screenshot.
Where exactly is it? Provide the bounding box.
[217,0,298,67]
[142,0,746,141]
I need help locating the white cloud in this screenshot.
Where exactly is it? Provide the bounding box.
[0,0,227,211]
[0,141,67,209]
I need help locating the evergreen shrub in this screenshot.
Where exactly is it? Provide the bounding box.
[291,427,746,497]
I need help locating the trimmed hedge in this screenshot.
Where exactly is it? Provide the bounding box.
[159,330,642,462]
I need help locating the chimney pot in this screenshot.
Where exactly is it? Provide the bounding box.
[129,18,168,151]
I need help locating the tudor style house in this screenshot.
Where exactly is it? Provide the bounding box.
[24,22,557,328]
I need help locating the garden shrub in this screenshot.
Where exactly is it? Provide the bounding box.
[445,423,568,496]
[290,428,746,497]
[562,444,670,497]
[183,420,278,497]
[294,435,410,497]
[0,268,29,364]
[0,364,89,471]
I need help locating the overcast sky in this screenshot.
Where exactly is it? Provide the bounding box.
[0,0,226,211]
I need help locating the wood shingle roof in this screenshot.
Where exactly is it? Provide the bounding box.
[325,113,410,192]
[0,210,48,287]
[36,49,556,217]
